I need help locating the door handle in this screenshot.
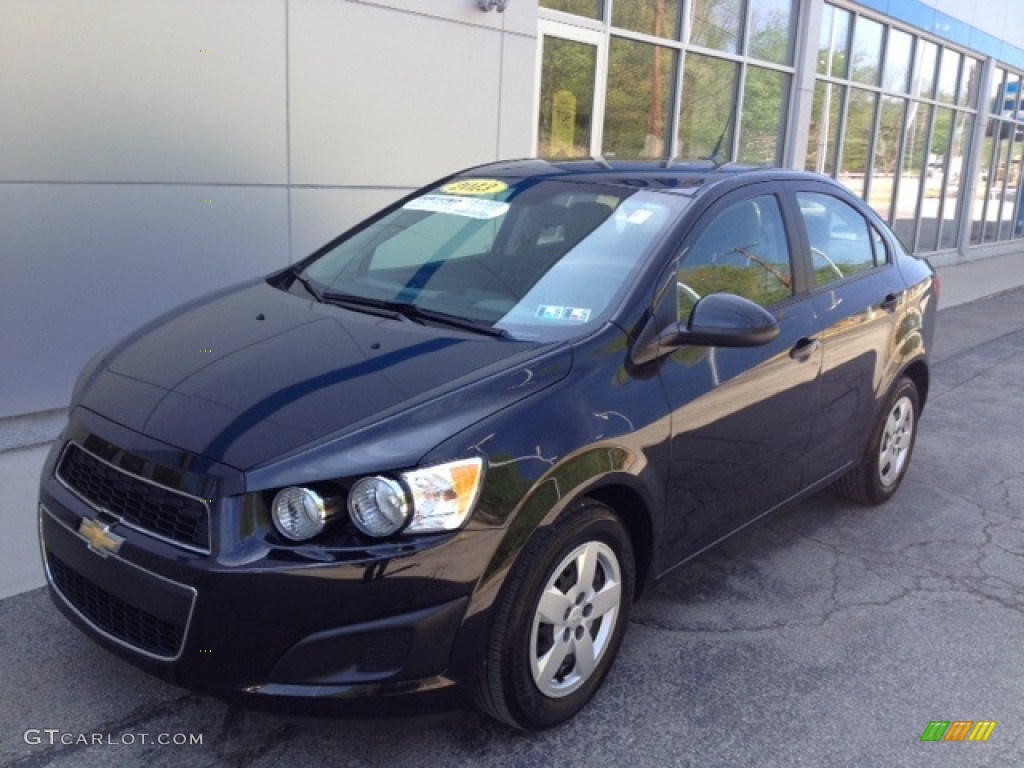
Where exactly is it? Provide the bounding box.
[789,336,819,362]
[881,292,902,312]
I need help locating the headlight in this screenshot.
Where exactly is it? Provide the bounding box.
[272,487,336,541]
[402,457,484,533]
[346,457,484,538]
[348,476,411,538]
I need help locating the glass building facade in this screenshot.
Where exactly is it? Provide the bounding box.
[537,0,798,167]
[535,0,1024,260]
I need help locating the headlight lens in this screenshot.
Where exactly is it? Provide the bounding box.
[272,487,333,541]
[402,457,484,533]
[348,476,411,537]
[345,458,484,538]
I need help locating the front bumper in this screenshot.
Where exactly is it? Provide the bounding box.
[37,411,496,717]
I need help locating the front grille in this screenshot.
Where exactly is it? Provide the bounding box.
[57,442,210,552]
[47,551,185,659]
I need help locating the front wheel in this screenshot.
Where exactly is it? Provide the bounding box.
[477,500,635,730]
[835,376,920,505]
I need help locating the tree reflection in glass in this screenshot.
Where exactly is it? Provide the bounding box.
[677,53,738,160]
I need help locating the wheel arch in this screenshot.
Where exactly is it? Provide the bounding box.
[582,483,655,599]
[478,448,659,607]
[901,358,930,411]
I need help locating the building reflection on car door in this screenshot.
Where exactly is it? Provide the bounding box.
[658,189,823,566]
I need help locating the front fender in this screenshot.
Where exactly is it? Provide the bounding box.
[483,445,651,582]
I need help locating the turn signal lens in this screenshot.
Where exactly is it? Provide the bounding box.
[402,457,484,533]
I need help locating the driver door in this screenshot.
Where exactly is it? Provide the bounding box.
[659,187,823,565]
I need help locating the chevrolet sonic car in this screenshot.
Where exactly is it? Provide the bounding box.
[38,159,936,730]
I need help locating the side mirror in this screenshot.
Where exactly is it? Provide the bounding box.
[630,292,779,366]
[673,292,780,348]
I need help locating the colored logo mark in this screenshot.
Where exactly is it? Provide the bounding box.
[920,720,996,742]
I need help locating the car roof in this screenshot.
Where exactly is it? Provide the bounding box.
[452,158,832,199]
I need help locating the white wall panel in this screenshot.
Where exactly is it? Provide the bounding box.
[345,0,494,27]
[0,0,539,426]
[493,0,541,38]
[498,32,539,158]
[289,0,503,187]
[0,185,288,417]
[352,0,540,38]
[1000,3,1024,52]
[932,0,1024,52]
[0,0,287,184]
[288,186,410,260]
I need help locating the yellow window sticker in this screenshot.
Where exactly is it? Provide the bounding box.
[441,179,508,196]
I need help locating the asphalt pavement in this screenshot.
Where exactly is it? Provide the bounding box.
[3,282,1024,768]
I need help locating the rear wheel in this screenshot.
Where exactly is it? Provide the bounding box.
[477,500,634,730]
[835,377,920,505]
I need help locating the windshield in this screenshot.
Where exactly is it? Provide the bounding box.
[299,177,687,341]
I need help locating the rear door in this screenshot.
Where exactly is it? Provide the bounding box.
[659,183,823,564]
[784,180,908,481]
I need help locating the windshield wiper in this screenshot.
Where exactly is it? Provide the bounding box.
[404,305,510,338]
[321,291,509,338]
[320,291,409,321]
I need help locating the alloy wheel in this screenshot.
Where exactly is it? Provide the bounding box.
[878,394,915,488]
[529,540,623,699]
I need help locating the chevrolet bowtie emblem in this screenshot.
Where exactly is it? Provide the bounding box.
[78,517,124,557]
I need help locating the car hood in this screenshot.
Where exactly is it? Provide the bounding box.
[78,279,570,476]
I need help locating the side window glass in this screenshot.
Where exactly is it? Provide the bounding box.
[677,194,793,318]
[797,192,878,287]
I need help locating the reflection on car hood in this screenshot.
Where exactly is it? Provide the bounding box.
[78,280,569,473]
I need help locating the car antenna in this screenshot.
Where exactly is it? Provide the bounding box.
[707,101,738,169]
[592,154,613,170]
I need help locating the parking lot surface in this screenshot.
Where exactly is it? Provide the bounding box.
[4,287,1024,768]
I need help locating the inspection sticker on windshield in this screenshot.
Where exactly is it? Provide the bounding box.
[536,305,591,322]
[441,179,508,196]
[405,194,509,220]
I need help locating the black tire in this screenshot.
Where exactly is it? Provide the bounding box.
[477,499,635,730]
[835,377,920,505]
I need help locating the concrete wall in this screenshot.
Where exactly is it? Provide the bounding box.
[0,0,537,422]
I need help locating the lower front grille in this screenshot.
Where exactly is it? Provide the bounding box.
[359,628,414,673]
[47,550,186,659]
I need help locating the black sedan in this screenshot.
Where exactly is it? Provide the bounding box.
[38,160,937,730]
